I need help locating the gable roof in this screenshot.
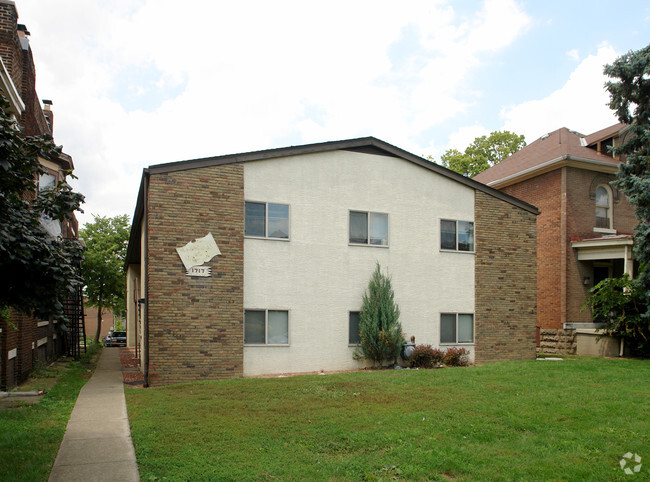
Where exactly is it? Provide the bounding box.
[147,136,539,213]
[126,137,538,265]
[473,126,623,187]
[584,122,625,146]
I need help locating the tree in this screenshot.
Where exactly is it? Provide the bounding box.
[582,275,648,356]
[354,263,403,366]
[0,95,84,322]
[434,130,526,177]
[605,44,650,313]
[80,214,130,343]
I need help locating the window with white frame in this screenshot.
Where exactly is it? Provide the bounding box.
[595,185,612,229]
[440,313,474,344]
[349,211,388,246]
[440,219,474,252]
[349,311,361,345]
[245,202,289,239]
[244,309,289,345]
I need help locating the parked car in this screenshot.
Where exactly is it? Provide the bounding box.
[105,331,126,347]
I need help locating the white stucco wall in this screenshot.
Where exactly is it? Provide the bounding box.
[243,150,475,376]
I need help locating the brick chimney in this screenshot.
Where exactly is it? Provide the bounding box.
[42,98,53,133]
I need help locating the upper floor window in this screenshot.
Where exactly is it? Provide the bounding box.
[245,202,289,239]
[349,211,388,246]
[595,185,612,229]
[38,172,56,191]
[440,219,474,252]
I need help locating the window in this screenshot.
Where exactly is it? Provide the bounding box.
[440,313,474,344]
[38,172,56,190]
[245,202,289,239]
[244,310,288,345]
[349,211,388,246]
[440,219,474,252]
[595,185,612,229]
[349,311,361,344]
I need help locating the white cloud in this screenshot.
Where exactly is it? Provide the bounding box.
[18,0,532,227]
[566,48,580,61]
[447,125,490,152]
[500,44,620,143]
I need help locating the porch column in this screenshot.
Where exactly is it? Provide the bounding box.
[624,245,634,278]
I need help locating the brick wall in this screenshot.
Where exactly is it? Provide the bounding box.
[564,167,638,324]
[474,191,537,362]
[0,2,72,390]
[0,2,50,136]
[0,1,22,96]
[146,163,244,385]
[502,170,562,330]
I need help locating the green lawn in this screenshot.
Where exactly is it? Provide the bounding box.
[0,343,100,481]
[126,357,649,480]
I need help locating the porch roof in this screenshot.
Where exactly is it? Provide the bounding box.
[571,234,634,261]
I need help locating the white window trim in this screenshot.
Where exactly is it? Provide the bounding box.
[348,210,390,247]
[8,348,17,359]
[439,219,475,253]
[244,201,291,241]
[37,337,48,347]
[440,312,475,345]
[594,184,614,231]
[37,321,49,327]
[244,308,290,346]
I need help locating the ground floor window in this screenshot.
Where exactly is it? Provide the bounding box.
[349,311,361,344]
[244,310,289,345]
[440,313,474,344]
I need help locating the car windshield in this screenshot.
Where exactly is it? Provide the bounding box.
[113,332,126,337]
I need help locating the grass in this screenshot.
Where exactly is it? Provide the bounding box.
[0,342,101,481]
[126,357,649,480]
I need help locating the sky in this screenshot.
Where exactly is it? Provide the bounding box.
[16,0,650,229]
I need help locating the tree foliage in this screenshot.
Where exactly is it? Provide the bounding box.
[605,44,650,314]
[355,263,403,366]
[0,95,84,322]
[582,275,648,356]
[434,130,526,177]
[80,214,130,343]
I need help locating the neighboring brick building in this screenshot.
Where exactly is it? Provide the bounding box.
[0,0,83,390]
[125,137,538,386]
[84,304,116,341]
[474,125,638,354]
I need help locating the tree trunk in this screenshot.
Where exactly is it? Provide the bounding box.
[94,303,103,344]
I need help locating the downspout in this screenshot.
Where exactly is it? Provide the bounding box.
[143,170,150,388]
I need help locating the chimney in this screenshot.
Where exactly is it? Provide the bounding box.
[16,24,30,38]
[42,99,54,134]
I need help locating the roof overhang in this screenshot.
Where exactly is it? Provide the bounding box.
[485,155,620,189]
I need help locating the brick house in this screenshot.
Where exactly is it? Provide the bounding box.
[0,0,83,390]
[474,124,638,355]
[125,137,539,386]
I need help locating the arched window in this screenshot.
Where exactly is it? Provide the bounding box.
[595,185,612,229]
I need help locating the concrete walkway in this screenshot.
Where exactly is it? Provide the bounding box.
[49,348,140,481]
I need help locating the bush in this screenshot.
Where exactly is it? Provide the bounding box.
[443,347,469,367]
[582,275,650,357]
[410,345,444,368]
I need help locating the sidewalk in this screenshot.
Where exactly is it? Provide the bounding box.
[49,347,140,481]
